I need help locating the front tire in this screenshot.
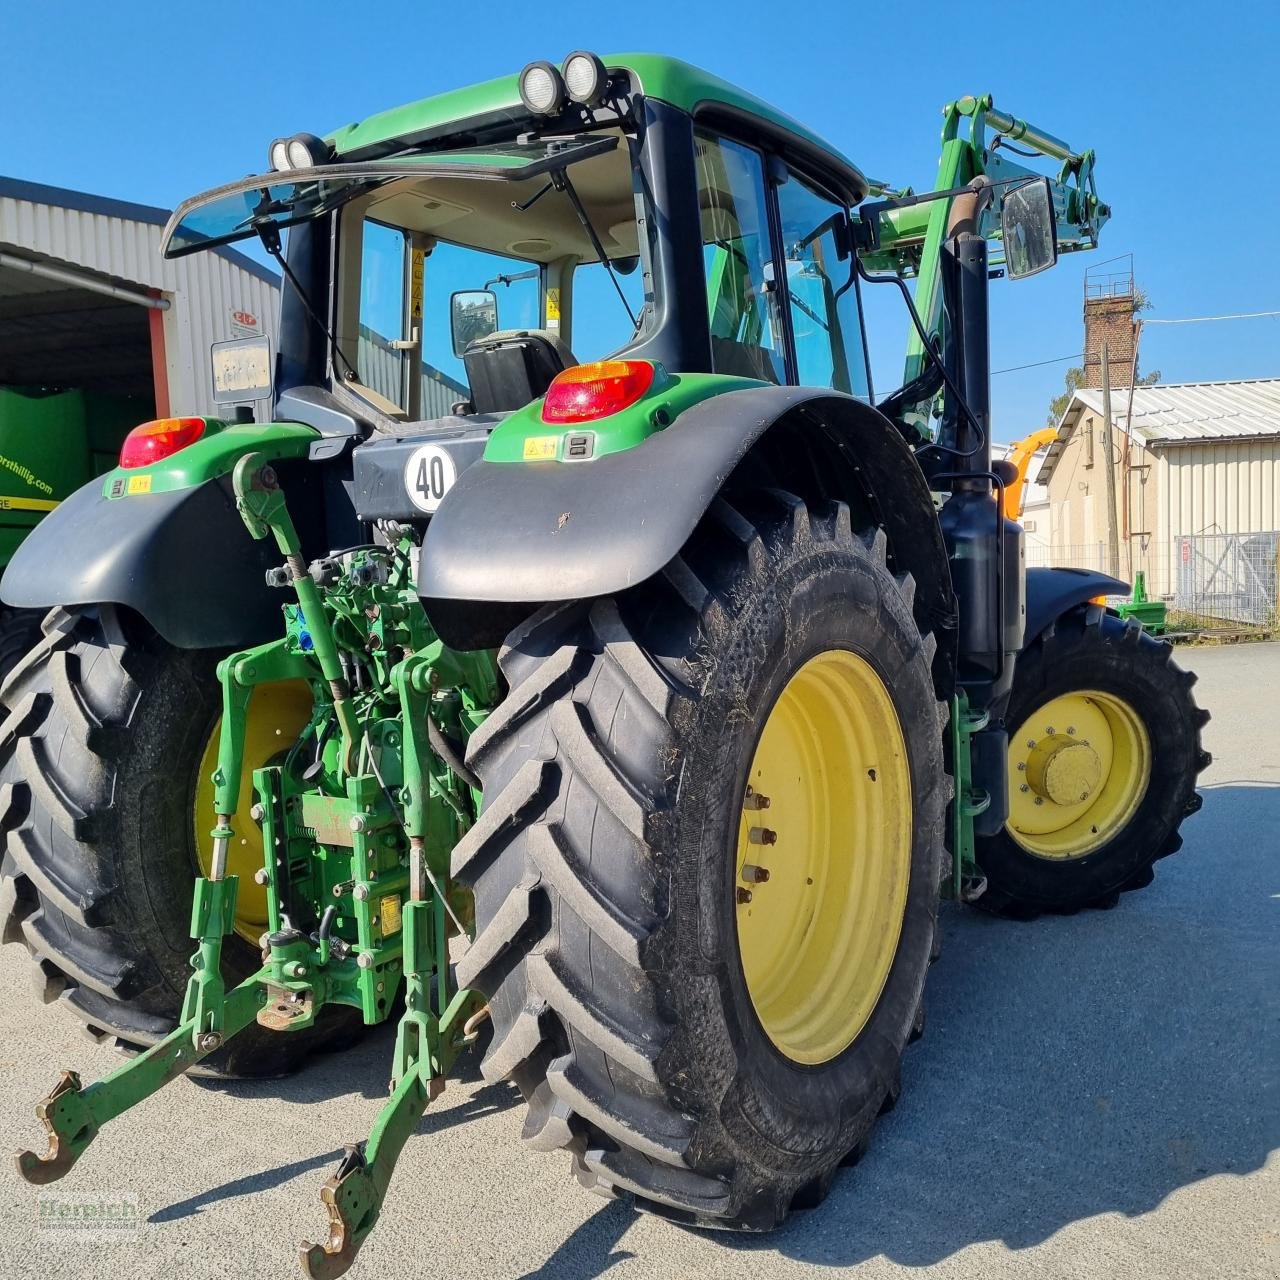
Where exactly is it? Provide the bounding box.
[453,492,947,1228]
[977,605,1209,916]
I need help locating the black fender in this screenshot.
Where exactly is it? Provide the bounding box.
[1024,567,1128,646]
[0,475,286,649]
[421,387,956,674]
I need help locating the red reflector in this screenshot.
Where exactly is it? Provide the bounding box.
[541,360,655,424]
[119,418,207,469]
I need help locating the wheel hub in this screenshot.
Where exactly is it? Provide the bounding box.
[1026,736,1102,805]
[1006,690,1151,860]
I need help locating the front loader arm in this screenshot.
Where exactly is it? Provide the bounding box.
[857,94,1110,408]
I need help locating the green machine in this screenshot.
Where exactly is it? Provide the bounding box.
[0,387,146,668]
[0,54,1209,1276]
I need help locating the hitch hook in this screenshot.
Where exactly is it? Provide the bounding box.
[14,1071,95,1185]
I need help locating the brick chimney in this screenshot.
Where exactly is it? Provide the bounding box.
[1082,262,1137,388]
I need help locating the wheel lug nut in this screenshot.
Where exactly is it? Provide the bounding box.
[748,827,777,845]
[741,864,770,884]
[1019,784,1029,793]
[743,787,771,810]
[735,887,753,906]
[253,868,270,885]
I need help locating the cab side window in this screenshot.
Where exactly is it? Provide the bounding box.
[693,132,785,384]
[776,176,871,398]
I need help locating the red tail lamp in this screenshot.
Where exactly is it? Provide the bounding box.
[541,360,655,424]
[119,418,207,469]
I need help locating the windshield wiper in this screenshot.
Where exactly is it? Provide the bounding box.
[549,169,637,328]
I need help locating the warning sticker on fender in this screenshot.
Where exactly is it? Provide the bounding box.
[522,436,559,461]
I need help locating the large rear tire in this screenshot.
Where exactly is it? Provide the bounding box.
[453,492,948,1227]
[0,606,43,683]
[0,605,354,1076]
[976,605,1209,916]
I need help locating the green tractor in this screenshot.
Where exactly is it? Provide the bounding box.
[2,53,1208,1275]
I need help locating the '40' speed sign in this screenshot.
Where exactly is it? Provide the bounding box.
[403,444,457,513]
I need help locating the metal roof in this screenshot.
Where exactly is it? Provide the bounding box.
[1036,378,1280,484]
[0,176,279,285]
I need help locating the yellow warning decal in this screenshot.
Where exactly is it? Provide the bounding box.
[523,436,559,461]
[410,248,425,322]
[545,287,561,327]
[126,474,153,495]
[0,495,58,512]
[380,893,403,936]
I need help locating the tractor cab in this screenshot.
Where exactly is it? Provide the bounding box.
[161,53,876,445]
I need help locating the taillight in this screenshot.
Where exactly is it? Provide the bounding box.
[119,418,207,469]
[541,360,655,424]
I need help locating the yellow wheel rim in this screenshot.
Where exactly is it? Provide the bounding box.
[194,681,313,943]
[1005,690,1151,860]
[735,650,912,1066]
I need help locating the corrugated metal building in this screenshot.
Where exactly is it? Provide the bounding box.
[1035,378,1280,617]
[0,176,279,417]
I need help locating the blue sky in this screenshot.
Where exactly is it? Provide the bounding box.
[4,0,1276,439]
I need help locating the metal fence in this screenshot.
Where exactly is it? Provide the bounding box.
[1025,532,1279,628]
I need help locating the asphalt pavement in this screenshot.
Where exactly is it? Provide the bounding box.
[0,641,1275,1280]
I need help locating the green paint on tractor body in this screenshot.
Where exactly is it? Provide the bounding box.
[481,369,765,463]
[330,52,865,193]
[99,421,318,499]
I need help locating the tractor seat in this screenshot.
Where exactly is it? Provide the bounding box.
[463,329,577,414]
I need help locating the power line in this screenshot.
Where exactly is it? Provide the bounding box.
[1144,310,1280,325]
[993,353,1083,375]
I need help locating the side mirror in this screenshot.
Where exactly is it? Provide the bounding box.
[1000,177,1057,280]
[450,289,499,357]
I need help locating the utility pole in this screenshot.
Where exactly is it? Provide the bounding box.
[1098,340,1122,579]
[1120,318,1144,581]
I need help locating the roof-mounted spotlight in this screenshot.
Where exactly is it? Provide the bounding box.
[562,51,608,106]
[268,132,332,172]
[286,132,331,169]
[519,60,567,115]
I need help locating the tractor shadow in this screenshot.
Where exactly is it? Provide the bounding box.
[515,1198,637,1279]
[204,1000,512,1109]
[726,782,1279,1268]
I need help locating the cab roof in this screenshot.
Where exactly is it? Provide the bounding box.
[327,52,868,202]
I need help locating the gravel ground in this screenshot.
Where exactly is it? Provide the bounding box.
[0,640,1275,1280]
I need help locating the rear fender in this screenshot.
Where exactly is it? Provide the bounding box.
[421,386,956,686]
[0,423,320,649]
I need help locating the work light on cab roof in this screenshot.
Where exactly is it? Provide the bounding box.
[267,131,331,172]
[519,50,609,114]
